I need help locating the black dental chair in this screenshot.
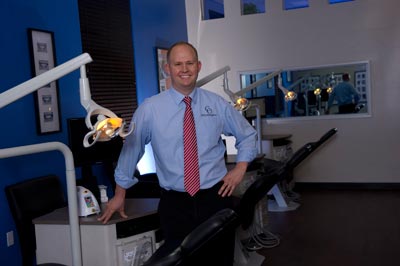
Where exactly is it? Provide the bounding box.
[143,208,240,266]
[240,127,338,229]
[5,175,67,266]
[143,128,338,265]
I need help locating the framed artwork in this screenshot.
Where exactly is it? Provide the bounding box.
[28,28,61,134]
[156,47,171,92]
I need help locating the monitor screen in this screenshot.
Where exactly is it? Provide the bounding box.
[244,97,267,119]
[67,117,124,167]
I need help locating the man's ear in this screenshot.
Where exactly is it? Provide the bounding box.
[198,60,202,72]
[164,63,170,75]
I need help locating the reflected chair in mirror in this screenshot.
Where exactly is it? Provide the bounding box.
[305,90,319,116]
[5,175,68,266]
[142,208,239,266]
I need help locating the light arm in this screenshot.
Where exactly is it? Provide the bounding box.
[0,53,92,108]
[196,65,231,87]
[278,75,297,102]
[234,70,282,97]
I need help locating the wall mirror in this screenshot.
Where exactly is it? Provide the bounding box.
[239,61,370,120]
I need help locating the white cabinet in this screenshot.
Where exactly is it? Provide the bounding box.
[34,198,160,266]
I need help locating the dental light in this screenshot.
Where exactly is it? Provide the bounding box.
[196,66,250,111]
[0,53,133,266]
[313,88,322,96]
[0,53,133,147]
[78,63,133,147]
[277,75,297,102]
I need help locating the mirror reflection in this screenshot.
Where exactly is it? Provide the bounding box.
[239,62,369,120]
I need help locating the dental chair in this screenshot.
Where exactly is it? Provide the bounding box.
[143,208,240,266]
[142,128,338,265]
[5,175,67,266]
[264,127,338,185]
[239,127,338,232]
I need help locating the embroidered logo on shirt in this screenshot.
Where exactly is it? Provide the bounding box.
[201,106,216,116]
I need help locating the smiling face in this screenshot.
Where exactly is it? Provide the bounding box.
[165,43,202,95]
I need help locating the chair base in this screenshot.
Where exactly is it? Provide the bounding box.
[268,199,300,212]
[234,234,265,266]
[267,184,300,212]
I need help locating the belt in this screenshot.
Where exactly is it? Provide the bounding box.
[161,181,223,196]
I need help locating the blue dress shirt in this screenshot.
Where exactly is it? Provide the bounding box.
[114,87,257,192]
[328,81,360,108]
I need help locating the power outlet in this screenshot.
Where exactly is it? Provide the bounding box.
[6,231,14,247]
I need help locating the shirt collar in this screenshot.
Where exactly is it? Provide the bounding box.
[169,87,198,106]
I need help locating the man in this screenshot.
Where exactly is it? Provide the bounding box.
[98,41,257,265]
[327,73,360,114]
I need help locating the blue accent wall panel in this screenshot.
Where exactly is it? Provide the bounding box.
[0,0,187,265]
[131,0,188,104]
[0,1,83,265]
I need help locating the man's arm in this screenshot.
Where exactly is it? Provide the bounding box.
[219,161,248,197]
[97,184,128,224]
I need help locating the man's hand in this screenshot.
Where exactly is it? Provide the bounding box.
[218,161,248,197]
[97,185,128,224]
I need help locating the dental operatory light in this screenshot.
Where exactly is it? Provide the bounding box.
[196,65,251,111]
[234,96,251,111]
[277,75,297,102]
[0,53,133,147]
[78,63,133,147]
[314,87,322,96]
[222,71,251,111]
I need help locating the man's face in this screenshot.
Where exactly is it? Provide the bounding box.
[165,44,202,95]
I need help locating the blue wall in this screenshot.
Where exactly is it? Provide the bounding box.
[0,0,187,265]
[131,1,188,103]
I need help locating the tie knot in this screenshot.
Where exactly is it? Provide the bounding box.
[183,96,192,106]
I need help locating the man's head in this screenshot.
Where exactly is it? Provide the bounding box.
[165,42,202,95]
[342,73,350,82]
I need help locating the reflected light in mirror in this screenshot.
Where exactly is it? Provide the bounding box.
[314,88,321,96]
[239,61,370,119]
[285,91,297,102]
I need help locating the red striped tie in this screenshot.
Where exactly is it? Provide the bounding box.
[183,96,200,196]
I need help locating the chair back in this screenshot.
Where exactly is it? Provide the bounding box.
[143,208,239,266]
[239,171,280,230]
[5,175,67,266]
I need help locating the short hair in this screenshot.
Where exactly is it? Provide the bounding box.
[342,73,350,81]
[166,41,199,63]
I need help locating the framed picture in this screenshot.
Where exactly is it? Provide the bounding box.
[28,28,61,134]
[156,47,171,92]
